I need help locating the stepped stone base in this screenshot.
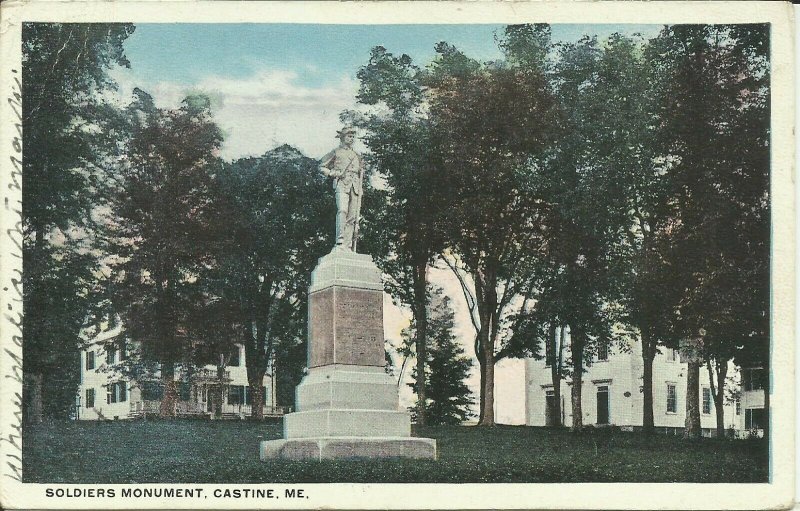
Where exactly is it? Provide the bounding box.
[260,248,436,462]
[295,365,399,411]
[285,409,411,438]
[260,437,437,461]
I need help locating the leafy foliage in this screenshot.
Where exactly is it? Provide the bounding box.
[22,23,135,420]
[355,46,451,425]
[644,25,770,436]
[109,92,229,415]
[425,29,561,425]
[216,145,333,411]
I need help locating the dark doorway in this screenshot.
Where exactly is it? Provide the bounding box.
[597,386,609,424]
[545,390,555,426]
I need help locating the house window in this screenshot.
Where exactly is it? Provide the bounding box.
[596,386,610,424]
[106,346,116,364]
[141,382,163,401]
[666,348,679,362]
[118,340,127,361]
[85,351,95,370]
[86,389,95,408]
[597,343,608,361]
[229,346,241,367]
[702,387,712,414]
[228,385,245,405]
[735,397,741,416]
[108,382,127,404]
[745,408,765,430]
[742,369,764,391]
[666,384,677,413]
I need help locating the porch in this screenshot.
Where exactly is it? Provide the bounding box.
[130,400,291,419]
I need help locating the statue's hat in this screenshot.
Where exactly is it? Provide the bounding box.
[336,126,357,137]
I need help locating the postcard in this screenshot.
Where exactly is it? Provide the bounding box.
[0,1,794,509]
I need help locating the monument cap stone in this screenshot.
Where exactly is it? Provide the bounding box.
[309,249,383,293]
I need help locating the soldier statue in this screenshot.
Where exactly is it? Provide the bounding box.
[319,126,364,251]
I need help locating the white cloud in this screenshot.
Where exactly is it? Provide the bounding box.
[110,66,360,160]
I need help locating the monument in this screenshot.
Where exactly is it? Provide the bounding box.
[260,127,437,461]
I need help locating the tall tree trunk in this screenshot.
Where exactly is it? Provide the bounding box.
[26,373,44,424]
[684,360,701,439]
[249,371,267,419]
[556,325,566,426]
[413,259,429,426]
[713,386,725,438]
[641,329,655,435]
[570,325,584,432]
[213,356,226,419]
[245,303,272,419]
[477,336,495,426]
[477,349,486,424]
[707,358,728,438]
[24,228,46,424]
[762,364,770,441]
[159,362,178,418]
[475,267,497,426]
[545,323,556,426]
[474,319,496,426]
[547,323,563,427]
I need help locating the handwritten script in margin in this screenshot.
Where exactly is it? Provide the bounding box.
[2,68,24,482]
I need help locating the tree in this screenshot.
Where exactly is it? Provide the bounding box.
[216,145,332,417]
[647,25,770,439]
[111,92,228,418]
[526,34,632,432]
[579,32,683,436]
[406,289,475,425]
[22,22,135,422]
[355,46,448,425]
[703,25,769,440]
[427,29,560,426]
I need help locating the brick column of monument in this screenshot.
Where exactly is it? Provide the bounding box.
[260,249,437,461]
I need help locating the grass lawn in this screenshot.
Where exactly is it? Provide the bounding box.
[23,420,768,483]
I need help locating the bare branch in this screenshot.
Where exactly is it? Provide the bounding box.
[437,253,480,335]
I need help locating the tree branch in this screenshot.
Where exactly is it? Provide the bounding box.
[437,253,481,335]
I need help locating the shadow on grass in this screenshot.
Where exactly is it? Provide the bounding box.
[23,421,768,483]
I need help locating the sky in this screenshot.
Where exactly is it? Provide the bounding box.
[114,23,662,160]
[114,23,662,424]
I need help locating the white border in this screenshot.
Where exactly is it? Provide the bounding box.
[0,2,794,510]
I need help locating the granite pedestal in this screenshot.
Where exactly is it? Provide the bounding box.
[260,249,437,461]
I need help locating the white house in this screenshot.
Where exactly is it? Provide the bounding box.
[76,323,282,420]
[525,333,766,437]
